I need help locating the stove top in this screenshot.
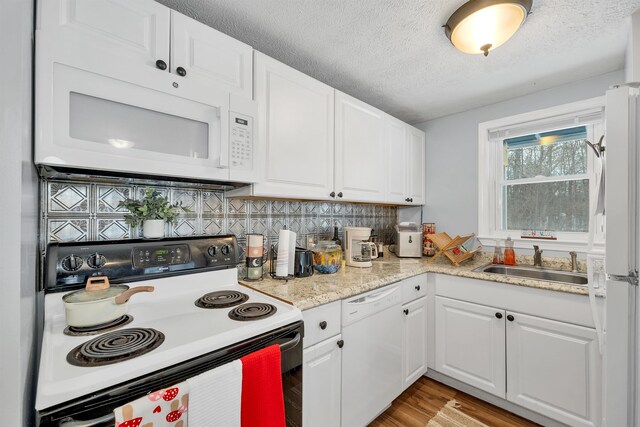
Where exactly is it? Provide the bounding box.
[36,268,301,411]
[229,302,277,321]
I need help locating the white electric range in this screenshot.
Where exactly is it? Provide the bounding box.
[35,235,303,426]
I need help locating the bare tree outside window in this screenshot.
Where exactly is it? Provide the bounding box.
[501,126,589,233]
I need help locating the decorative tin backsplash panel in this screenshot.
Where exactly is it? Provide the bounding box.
[42,179,398,258]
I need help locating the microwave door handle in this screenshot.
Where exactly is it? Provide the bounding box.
[59,413,115,427]
[219,108,229,168]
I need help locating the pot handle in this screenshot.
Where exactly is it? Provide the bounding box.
[115,286,155,305]
[85,276,110,292]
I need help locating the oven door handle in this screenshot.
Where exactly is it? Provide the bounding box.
[59,413,114,427]
[279,332,301,352]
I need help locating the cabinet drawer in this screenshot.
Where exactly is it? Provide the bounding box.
[402,274,427,304]
[303,301,341,348]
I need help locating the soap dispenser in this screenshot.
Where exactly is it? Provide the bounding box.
[504,236,516,266]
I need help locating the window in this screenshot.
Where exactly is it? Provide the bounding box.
[478,98,605,250]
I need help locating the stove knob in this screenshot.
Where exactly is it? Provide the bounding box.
[61,255,83,272]
[220,245,231,256]
[87,252,106,269]
[208,246,217,257]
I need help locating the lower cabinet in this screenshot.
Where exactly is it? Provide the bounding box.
[435,295,602,427]
[506,312,601,427]
[302,335,343,427]
[402,296,428,390]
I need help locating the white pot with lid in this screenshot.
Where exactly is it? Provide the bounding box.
[62,276,154,327]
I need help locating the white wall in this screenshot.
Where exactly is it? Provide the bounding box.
[0,0,39,425]
[414,70,623,254]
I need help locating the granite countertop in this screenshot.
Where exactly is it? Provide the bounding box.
[241,252,591,310]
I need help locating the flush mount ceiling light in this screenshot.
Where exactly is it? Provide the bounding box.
[444,0,532,57]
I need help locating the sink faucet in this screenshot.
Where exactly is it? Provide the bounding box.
[533,245,543,267]
[569,251,579,272]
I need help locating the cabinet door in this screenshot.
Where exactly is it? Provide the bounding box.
[334,91,385,202]
[385,115,408,204]
[171,11,252,99]
[252,52,335,200]
[39,0,170,71]
[402,296,428,390]
[435,296,506,398]
[303,335,342,427]
[406,126,425,205]
[506,312,602,427]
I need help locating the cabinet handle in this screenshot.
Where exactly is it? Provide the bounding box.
[337,339,344,348]
[155,59,167,70]
[507,314,515,322]
[403,309,409,315]
[337,192,343,198]
[405,197,411,202]
[495,312,503,319]
[415,285,421,291]
[330,191,336,198]
[176,66,187,77]
[319,321,327,330]
[410,198,414,202]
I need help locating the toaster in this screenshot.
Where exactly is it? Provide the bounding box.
[395,231,423,258]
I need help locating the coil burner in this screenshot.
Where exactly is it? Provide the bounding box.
[195,290,250,309]
[66,328,165,367]
[228,303,277,321]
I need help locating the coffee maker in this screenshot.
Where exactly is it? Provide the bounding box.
[344,227,378,268]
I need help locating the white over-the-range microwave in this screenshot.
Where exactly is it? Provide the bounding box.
[35,59,258,184]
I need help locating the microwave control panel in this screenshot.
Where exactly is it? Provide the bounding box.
[229,112,253,170]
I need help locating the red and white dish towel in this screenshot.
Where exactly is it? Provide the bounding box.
[114,345,284,427]
[114,382,189,427]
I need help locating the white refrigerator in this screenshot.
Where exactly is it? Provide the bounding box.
[603,83,639,427]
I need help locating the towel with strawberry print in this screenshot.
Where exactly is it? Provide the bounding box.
[114,382,189,427]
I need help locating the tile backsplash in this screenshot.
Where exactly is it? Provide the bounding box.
[42,179,398,258]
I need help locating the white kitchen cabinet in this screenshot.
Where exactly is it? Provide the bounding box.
[334,91,386,202]
[402,296,428,390]
[170,11,252,98]
[406,126,426,205]
[303,335,343,427]
[506,312,601,427]
[38,0,171,72]
[384,115,408,204]
[246,52,335,200]
[435,296,506,398]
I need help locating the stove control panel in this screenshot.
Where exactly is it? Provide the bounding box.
[45,235,239,292]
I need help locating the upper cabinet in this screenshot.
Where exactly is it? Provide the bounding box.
[406,126,426,205]
[243,52,335,200]
[385,116,408,204]
[38,0,252,99]
[335,91,386,202]
[170,11,252,98]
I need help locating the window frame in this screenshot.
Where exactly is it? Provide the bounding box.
[478,97,605,253]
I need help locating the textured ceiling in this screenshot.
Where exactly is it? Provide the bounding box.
[157,0,640,123]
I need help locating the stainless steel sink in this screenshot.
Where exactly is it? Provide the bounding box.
[473,264,588,286]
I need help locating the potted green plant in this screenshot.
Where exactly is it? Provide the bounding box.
[118,188,190,239]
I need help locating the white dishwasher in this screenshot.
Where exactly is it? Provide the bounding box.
[341,284,403,427]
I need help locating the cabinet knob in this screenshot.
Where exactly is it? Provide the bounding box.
[495,312,503,319]
[409,198,414,202]
[337,339,344,348]
[155,59,167,70]
[415,285,421,291]
[330,191,336,198]
[176,66,187,77]
[405,197,411,202]
[319,321,327,330]
[337,192,343,198]
[507,314,515,322]
[403,308,409,315]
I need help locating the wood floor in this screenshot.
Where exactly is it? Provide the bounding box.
[369,377,540,427]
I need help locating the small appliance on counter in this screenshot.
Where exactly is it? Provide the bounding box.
[393,222,423,258]
[294,247,314,277]
[344,227,378,268]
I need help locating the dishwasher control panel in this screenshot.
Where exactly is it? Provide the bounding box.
[342,284,402,326]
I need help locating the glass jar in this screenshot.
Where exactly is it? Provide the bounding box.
[312,240,343,274]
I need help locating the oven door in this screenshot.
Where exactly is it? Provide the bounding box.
[36,321,303,427]
[36,62,231,182]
